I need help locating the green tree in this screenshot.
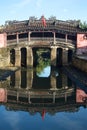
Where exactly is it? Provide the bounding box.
[79,21,87,29]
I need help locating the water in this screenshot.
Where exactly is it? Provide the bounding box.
[0,66,87,130]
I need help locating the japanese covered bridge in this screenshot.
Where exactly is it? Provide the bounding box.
[0,16,86,67]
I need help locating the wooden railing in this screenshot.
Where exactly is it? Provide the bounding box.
[7,37,76,47]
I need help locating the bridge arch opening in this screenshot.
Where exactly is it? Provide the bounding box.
[68,49,73,64]
[10,73,15,87]
[21,70,27,88]
[33,47,51,67]
[57,48,63,66]
[32,70,50,89]
[32,47,51,69]
[10,49,15,66]
[21,48,27,67]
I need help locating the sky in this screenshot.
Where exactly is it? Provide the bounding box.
[0,0,87,25]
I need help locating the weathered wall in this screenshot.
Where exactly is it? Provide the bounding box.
[0,48,10,67]
[72,56,87,73]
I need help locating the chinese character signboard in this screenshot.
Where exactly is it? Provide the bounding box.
[77,33,87,55]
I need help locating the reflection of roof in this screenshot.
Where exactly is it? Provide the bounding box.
[0,87,87,115]
[2,101,87,115]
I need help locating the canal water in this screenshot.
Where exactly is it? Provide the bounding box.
[0,66,87,130]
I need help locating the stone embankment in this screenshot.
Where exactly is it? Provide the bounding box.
[0,48,19,81]
[72,55,87,73]
[0,67,19,81]
[63,65,87,88]
[0,48,10,67]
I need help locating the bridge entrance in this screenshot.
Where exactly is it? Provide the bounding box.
[57,48,62,66]
[68,49,73,64]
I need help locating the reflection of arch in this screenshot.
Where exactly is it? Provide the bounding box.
[33,71,50,89]
[21,48,27,67]
[10,49,15,66]
[21,70,27,88]
[37,66,51,78]
[68,49,73,64]
[57,48,63,66]
[10,73,15,87]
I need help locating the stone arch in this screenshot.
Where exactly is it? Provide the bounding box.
[32,47,51,67]
[10,49,15,66]
[68,49,73,64]
[57,48,63,66]
[21,70,27,88]
[21,47,27,67]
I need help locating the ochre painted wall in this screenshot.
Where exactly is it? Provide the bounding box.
[76,33,87,55]
[0,33,7,48]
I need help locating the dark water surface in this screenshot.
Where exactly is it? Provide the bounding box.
[0,66,87,130]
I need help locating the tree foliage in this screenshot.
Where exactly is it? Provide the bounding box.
[79,21,87,29]
[49,16,56,21]
[36,49,50,74]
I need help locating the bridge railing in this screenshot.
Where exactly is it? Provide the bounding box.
[7,37,76,46]
[56,38,76,44]
[31,37,53,41]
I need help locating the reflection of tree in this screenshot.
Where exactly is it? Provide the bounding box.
[29,111,36,115]
[48,111,56,116]
[36,49,50,74]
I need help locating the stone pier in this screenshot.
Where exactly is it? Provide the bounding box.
[27,47,33,68]
[15,48,21,67]
[62,48,68,65]
[51,46,57,66]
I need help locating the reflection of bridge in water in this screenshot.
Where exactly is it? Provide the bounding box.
[0,69,87,115]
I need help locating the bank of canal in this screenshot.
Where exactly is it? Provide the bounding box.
[63,65,87,87]
[0,67,19,81]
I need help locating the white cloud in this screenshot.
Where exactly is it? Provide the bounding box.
[3,111,20,130]
[15,0,31,8]
[8,0,32,18]
[36,0,42,8]
[63,9,68,12]
[54,113,84,130]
